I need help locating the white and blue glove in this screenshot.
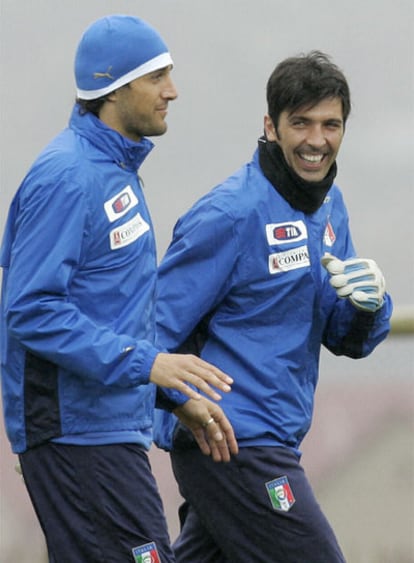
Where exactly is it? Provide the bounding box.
[321,253,386,312]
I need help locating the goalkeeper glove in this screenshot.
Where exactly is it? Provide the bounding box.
[321,253,386,312]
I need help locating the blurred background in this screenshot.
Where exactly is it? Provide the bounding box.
[1,1,413,561]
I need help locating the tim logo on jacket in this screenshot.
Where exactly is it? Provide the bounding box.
[266,220,308,246]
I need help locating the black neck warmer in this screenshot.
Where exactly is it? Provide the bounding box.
[258,136,337,214]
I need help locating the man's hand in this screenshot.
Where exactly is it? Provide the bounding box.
[150,353,233,402]
[173,398,239,462]
[321,253,386,312]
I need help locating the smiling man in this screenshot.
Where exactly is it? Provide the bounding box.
[264,97,344,182]
[153,51,393,562]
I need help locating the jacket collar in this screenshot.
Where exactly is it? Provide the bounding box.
[69,104,154,171]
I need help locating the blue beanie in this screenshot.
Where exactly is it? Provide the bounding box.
[75,15,173,100]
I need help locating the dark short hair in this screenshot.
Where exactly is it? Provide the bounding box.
[266,51,351,129]
[76,82,131,117]
[76,96,107,117]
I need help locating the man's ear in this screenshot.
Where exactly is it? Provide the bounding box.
[106,90,118,103]
[264,114,278,142]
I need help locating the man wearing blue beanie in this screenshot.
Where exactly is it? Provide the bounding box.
[0,15,237,562]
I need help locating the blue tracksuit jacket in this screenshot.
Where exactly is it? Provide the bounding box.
[154,148,393,453]
[0,105,183,454]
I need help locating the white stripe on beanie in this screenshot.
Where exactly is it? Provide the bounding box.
[76,52,173,100]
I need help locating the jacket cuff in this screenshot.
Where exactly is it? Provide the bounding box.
[155,387,188,411]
